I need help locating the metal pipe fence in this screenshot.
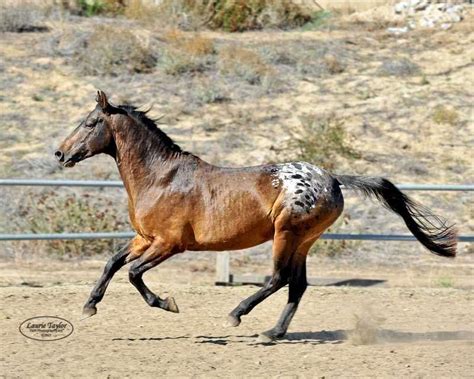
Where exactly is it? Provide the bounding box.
[0,179,473,242]
[1,179,473,191]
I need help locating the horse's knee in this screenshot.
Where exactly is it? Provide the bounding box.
[267,270,289,288]
[128,267,140,284]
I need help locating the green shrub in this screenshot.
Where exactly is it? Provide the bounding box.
[284,115,360,170]
[156,0,311,31]
[301,10,332,31]
[77,0,106,16]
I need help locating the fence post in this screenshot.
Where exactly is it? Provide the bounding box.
[215,252,230,284]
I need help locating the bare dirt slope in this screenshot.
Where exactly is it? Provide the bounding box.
[1,260,473,378]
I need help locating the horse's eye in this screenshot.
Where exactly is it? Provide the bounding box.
[85,119,100,128]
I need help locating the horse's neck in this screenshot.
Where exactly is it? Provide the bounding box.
[111,123,191,203]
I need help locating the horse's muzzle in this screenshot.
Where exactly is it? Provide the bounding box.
[54,150,77,167]
[54,150,64,162]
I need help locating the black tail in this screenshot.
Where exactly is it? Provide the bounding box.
[335,175,457,258]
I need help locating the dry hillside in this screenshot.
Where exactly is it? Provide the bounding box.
[0,1,472,268]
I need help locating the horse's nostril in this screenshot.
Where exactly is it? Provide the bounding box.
[55,150,64,162]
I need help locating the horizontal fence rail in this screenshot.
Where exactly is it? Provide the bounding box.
[0,179,124,188]
[0,179,473,242]
[1,178,473,191]
[0,232,472,242]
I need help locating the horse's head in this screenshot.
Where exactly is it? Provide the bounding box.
[55,91,118,167]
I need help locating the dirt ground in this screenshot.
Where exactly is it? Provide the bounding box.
[1,258,473,378]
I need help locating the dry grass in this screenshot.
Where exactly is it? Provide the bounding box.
[159,30,215,75]
[432,105,460,126]
[218,46,274,84]
[190,78,229,105]
[124,0,160,22]
[284,114,360,170]
[323,53,345,74]
[164,29,215,56]
[309,215,355,257]
[8,190,128,257]
[0,1,49,32]
[376,58,421,77]
[76,25,157,76]
[316,0,398,11]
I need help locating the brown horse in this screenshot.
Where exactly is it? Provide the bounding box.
[55,91,457,342]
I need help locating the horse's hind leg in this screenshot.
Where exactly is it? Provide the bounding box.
[128,243,180,313]
[258,241,312,343]
[225,229,295,327]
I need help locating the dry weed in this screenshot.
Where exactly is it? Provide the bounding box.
[164,29,215,56]
[159,31,215,75]
[76,25,157,76]
[124,0,160,22]
[432,105,459,126]
[323,54,345,74]
[284,114,360,170]
[0,2,50,32]
[377,57,421,77]
[9,189,128,257]
[309,215,354,257]
[218,46,273,84]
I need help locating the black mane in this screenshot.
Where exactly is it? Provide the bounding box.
[118,105,182,154]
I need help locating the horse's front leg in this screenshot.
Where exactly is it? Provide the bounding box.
[82,235,149,318]
[128,242,180,313]
[82,242,131,318]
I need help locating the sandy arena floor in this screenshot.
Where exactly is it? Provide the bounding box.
[0,260,473,378]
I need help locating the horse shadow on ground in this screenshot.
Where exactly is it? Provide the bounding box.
[113,329,474,346]
[276,329,474,346]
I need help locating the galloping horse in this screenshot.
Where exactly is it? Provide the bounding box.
[55,91,457,342]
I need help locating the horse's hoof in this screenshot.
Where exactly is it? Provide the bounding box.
[81,305,97,320]
[164,297,179,313]
[257,329,284,343]
[223,315,241,328]
[256,332,275,344]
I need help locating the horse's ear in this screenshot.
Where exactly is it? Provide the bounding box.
[96,90,110,112]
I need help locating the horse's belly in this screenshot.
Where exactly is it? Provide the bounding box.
[188,214,274,251]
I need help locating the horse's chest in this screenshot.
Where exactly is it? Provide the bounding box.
[130,193,191,239]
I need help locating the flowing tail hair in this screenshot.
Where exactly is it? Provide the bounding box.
[335,175,457,258]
